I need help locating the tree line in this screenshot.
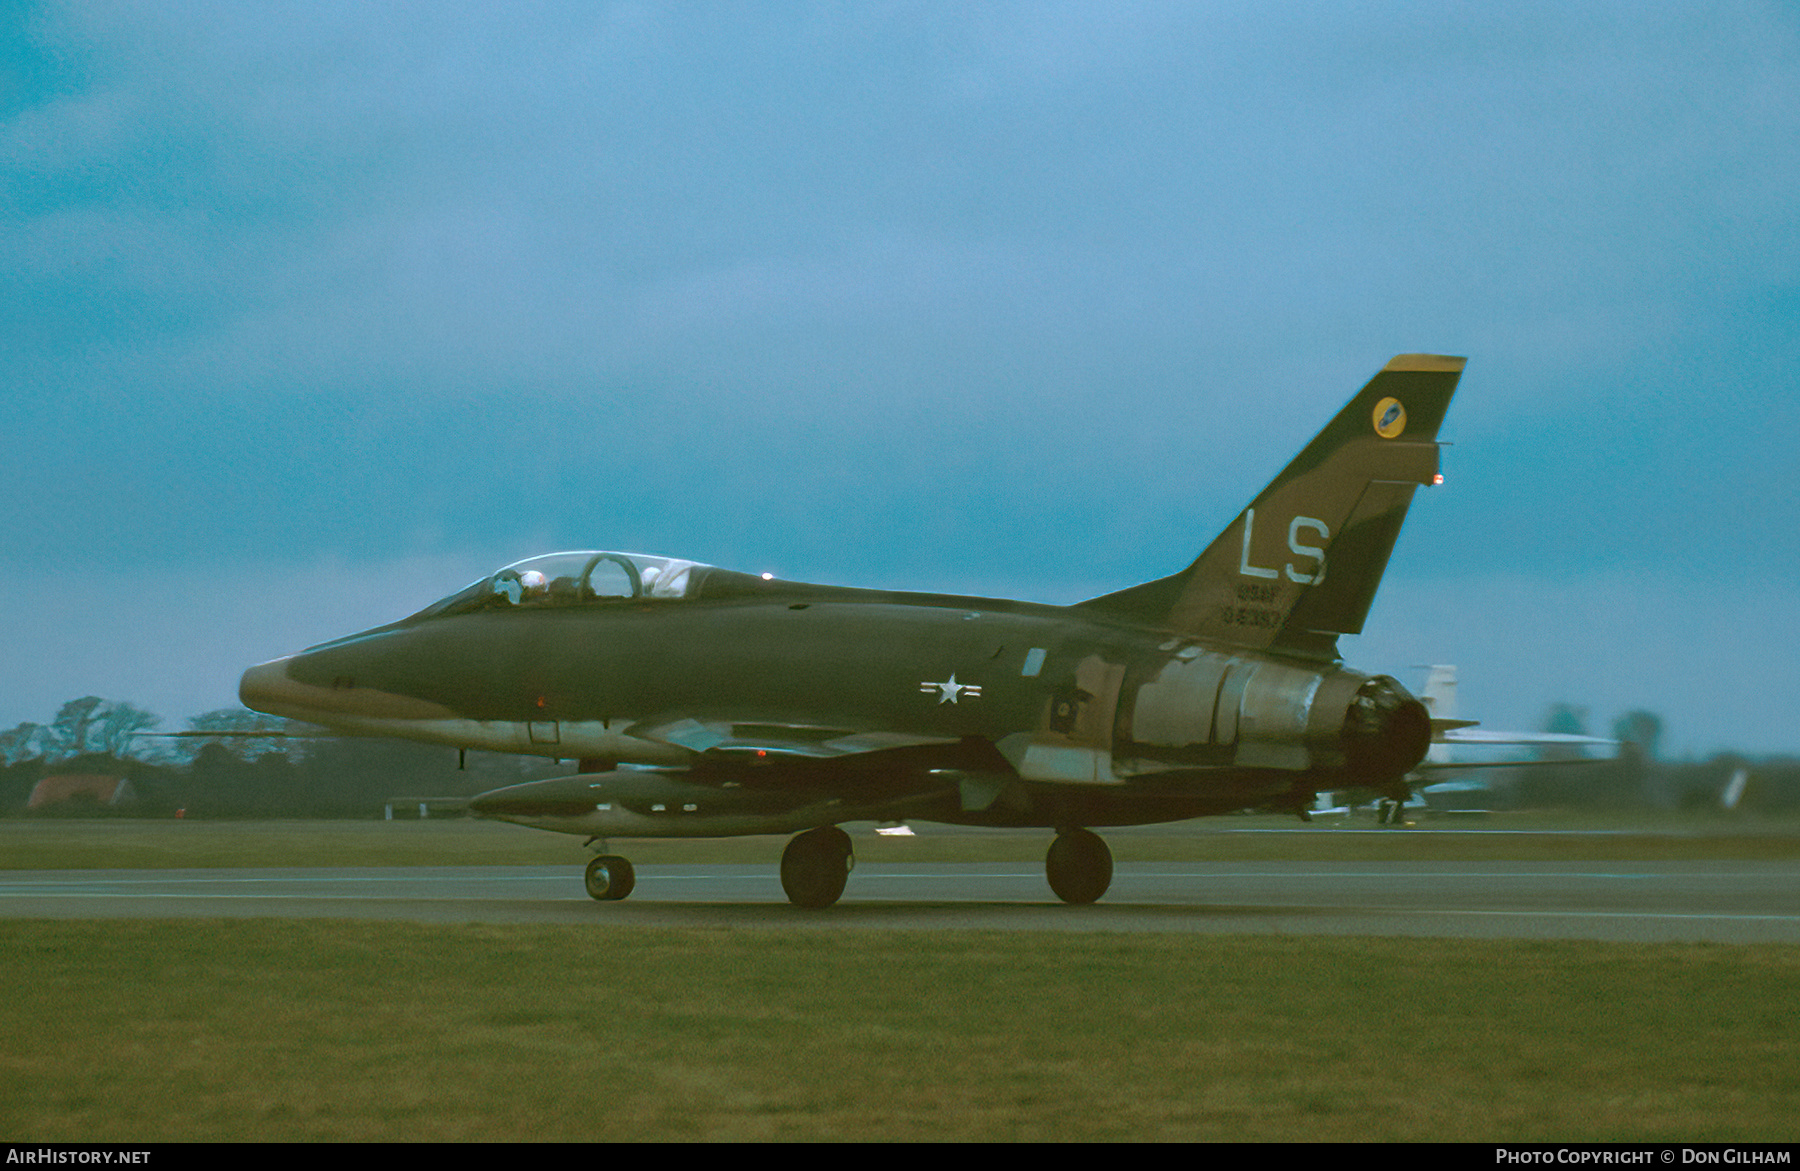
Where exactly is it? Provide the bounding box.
[1,696,557,818]
[2,695,1796,818]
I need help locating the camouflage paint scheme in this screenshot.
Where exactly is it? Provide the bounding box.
[241,355,1463,904]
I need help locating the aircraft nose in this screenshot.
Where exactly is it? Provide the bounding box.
[238,642,456,727]
[239,658,294,716]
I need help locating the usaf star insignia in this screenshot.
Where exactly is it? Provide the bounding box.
[920,674,982,704]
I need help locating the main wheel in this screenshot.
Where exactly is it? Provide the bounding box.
[1046,828,1112,904]
[781,826,854,908]
[584,854,636,901]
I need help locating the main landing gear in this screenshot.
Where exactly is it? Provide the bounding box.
[581,825,1109,908]
[1046,827,1113,904]
[781,825,855,909]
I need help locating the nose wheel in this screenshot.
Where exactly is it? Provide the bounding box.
[1046,828,1112,904]
[781,825,854,908]
[584,854,636,901]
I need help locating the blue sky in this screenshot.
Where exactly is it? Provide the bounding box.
[4,2,1797,755]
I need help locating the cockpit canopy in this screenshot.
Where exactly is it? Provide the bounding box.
[418,551,715,619]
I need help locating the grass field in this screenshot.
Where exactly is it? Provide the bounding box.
[4,809,1799,869]
[3,814,1797,1142]
[3,920,1797,1142]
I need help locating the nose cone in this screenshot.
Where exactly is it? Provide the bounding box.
[237,645,456,729]
[239,658,295,717]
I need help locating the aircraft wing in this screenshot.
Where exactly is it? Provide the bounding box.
[1436,729,1617,748]
[1412,727,1617,777]
[1413,756,1609,772]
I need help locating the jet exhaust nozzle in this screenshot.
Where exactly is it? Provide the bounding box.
[1340,674,1431,785]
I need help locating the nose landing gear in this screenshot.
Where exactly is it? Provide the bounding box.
[584,854,636,900]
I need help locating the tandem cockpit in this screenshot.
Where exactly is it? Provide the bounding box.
[416,551,721,619]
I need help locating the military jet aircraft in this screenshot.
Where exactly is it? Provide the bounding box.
[241,354,1463,907]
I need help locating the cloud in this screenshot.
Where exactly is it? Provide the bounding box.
[3,2,1797,750]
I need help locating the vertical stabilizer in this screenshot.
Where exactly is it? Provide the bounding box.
[1080,354,1463,657]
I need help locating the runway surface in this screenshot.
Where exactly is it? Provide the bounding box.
[4,860,1798,942]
